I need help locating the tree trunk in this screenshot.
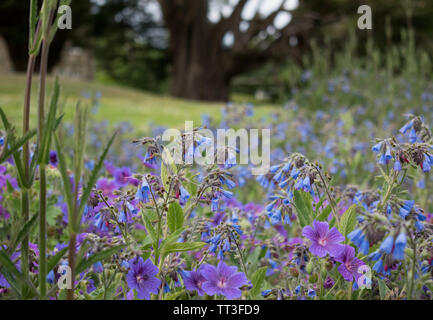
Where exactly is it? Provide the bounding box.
[171,50,229,101]
[163,0,229,102]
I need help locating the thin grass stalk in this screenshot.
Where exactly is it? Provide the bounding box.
[37,38,50,298]
[21,20,41,299]
[37,3,56,296]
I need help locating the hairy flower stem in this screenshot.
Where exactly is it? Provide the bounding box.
[21,20,41,299]
[67,232,76,300]
[378,170,398,211]
[347,281,353,300]
[406,227,417,300]
[232,231,248,277]
[156,177,175,300]
[314,165,340,228]
[37,38,50,299]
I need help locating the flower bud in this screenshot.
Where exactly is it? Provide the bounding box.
[309,273,318,283]
[289,268,299,277]
[306,260,314,274]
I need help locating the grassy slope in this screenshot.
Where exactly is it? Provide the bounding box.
[0,74,279,132]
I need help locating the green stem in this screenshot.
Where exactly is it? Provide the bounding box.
[407,229,417,300]
[20,190,30,297]
[37,37,49,299]
[67,232,76,300]
[38,165,47,298]
[347,281,353,300]
[314,165,340,228]
[378,170,397,211]
[21,20,41,299]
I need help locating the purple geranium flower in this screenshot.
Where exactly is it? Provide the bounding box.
[126,257,161,300]
[182,268,206,296]
[113,167,132,187]
[201,261,247,299]
[302,220,344,258]
[334,245,365,282]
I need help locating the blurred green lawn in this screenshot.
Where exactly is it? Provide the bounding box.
[0,74,279,132]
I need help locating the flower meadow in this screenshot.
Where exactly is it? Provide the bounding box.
[1,2,433,301]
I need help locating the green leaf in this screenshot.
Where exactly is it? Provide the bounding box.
[378,278,389,300]
[47,247,69,273]
[339,205,357,238]
[316,205,332,222]
[73,103,88,197]
[0,129,37,165]
[167,202,184,233]
[29,0,38,50]
[250,266,267,298]
[0,268,22,297]
[0,107,11,130]
[314,195,326,213]
[329,217,336,228]
[0,250,20,291]
[141,211,157,245]
[165,290,186,300]
[7,213,39,256]
[293,190,313,227]
[161,242,206,261]
[54,133,73,223]
[76,245,125,274]
[47,205,62,226]
[160,161,169,189]
[38,79,60,165]
[0,249,36,296]
[160,146,177,187]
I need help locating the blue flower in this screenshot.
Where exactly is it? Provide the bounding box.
[372,141,383,153]
[393,233,406,260]
[179,185,190,205]
[359,238,370,255]
[270,209,282,225]
[422,155,431,172]
[302,176,311,192]
[136,179,150,203]
[93,261,104,273]
[415,221,424,232]
[384,146,392,161]
[379,235,394,254]
[273,170,284,182]
[282,162,292,172]
[369,250,382,261]
[394,160,402,172]
[295,285,301,295]
[308,288,316,298]
[399,200,414,219]
[290,167,299,179]
[378,154,387,165]
[270,165,281,173]
[386,204,392,215]
[261,289,272,297]
[373,259,384,273]
[221,190,233,199]
[409,127,417,143]
[119,210,127,223]
[265,201,276,212]
[399,121,412,134]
